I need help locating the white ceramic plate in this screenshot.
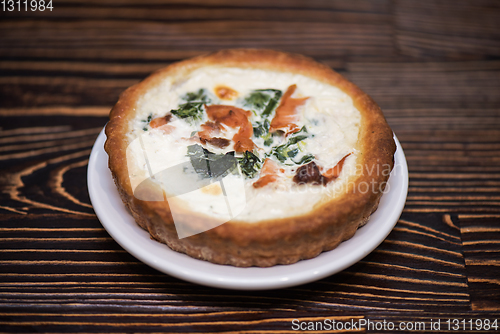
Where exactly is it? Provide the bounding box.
[88,128,408,290]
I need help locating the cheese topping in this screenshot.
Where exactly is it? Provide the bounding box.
[126,67,361,222]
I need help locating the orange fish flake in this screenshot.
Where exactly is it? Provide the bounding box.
[322,153,351,183]
[269,84,308,134]
[253,158,280,188]
[150,114,174,134]
[204,105,255,152]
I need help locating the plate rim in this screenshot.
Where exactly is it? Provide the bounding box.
[88,127,408,290]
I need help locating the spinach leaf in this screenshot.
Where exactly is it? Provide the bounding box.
[272,144,298,163]
[263,137,274,146]
[171,89,213,121]
[258,89,282,117]
[187,144,237,179]
[245,89,282,146]
[183,88,212,104]
[244,91,269,111]
[287,126,309,145]
[171,102,204,121]
[293,153,315,165]
[253,119,270,138]
[244,89,282,117]
[170,88,212,120]
[254,119,281,146]
[141,114,153,131]
[268,126,313,164]
[237,151,261,179]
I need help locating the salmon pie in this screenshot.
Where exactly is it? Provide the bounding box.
[105,49,396,267]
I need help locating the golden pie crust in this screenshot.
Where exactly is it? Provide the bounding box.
[105,49,396,267]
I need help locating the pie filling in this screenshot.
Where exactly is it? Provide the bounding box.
[126,67,361,222]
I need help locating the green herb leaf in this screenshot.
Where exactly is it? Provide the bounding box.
[253,123,265,138]
[141,114,153,131]
[244,92,270,111]
[171,89,213,122]
[171,102,204,120]
[187,144,237,179]
[273,144,299,162]
[237,151,262,179]
[183,88,212,104]
[253,119,270,138]
[287,134,308,145]
[287,148,299,158]
[263,137,274,146]
[257,89,282,117]
[286,126,309,144]
[293,154,315,165]
[270,149,286,163]
[268,126,313,165]
[246,89,282,147]
[244,89,282,117]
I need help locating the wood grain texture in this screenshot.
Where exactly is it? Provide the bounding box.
[0,0,499,332]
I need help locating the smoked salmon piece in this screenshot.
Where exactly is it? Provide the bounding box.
[203,105,255,152]
[322,153,351,183]
[269,84,308,134]
[150,114,172,128]
[197,121,230,147]
[198,121,223,137]
[150,114,174,134]
[253,158,280,188]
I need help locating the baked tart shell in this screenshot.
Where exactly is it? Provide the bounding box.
[105,49,396,267]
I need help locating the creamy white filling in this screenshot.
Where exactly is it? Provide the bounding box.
[126,67,361,222]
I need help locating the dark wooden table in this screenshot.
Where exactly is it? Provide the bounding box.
[1,1,499,332]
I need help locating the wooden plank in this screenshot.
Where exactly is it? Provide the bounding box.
[2,6,391,24]
[0,119,104,216]
[345,62,500,110]
[0,0,499,331]
[0,20,395,58]
[2,60,500,109]
[0,213,471,313]
[6,0,392,13]
[395,0,500,59]
[459,216,500,311]
[0,107,111,116]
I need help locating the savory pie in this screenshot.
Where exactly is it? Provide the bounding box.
[105,49,396,267]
